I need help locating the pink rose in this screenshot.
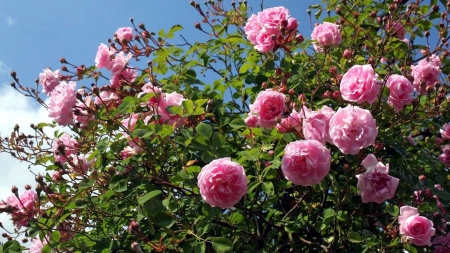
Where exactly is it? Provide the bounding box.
[356,154,399,204]
[244,14,262,45]
[254,28,277,53]
[287,17,298,31]
[39,68,61,95]
[302,105,335,145]
[71,153,94,174]
[52,133,78,164]
[115,27,133,42]
[276,118,291,133]
[329,105,378,155]
[411,55,441,94]
[340,64,382,104]
[197,158,248,208]
[281,140,331,186]
[110,52,132,75]
[157,91,186,127]
[440,123,450,139]
[311,22,342,53]
[6,190,38,229]
[110,68,138,88]
[74,95,93,127]
[385,22,406,40]
[95,43,115,70]
[398,206,435,246]
[248,89,286,128]
[386,74,414,112]
[52,171,62,182]
[439,145,450,166]
[48,81,77,125]
[94,90,121,107]
[139,82,163,107]
[245,115,259,128]
[257,6,290,32]
[433,234,450,253]
[30,238,46,253]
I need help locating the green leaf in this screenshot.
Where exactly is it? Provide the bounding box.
[348,232,362,243]
[197,221,212,236]
[138,190,162,205]
[403,243,418,253]
[2,240,21,253]
[229,118,246,129]
[418,202,439,213]
[247,181,261,193]
[387,205,399,217]
[230,212,244,225]
[51,230,61,243]
[154,211,175,228]
[183,100,194,115]
[194,241,206,253]
[196,123,213,138]
[262,181,274,195]
[167,24,183,39]
[208,237,233,253]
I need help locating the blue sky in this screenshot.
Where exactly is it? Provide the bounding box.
[0,0,320,244]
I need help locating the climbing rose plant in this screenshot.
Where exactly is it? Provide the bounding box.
[1,0,450,252]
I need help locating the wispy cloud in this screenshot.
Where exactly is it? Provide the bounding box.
[6,15,15,26]
[0,60,10,76]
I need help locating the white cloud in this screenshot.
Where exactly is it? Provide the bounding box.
[0,85,50,241]
[6,16,15,26]
[0,61,10,76]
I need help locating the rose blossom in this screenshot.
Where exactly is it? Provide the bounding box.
[329,105,378,155]
[385,22,406,40]
[386,74,414,112]
[110,52,133,75]
[39,68,61,95]
[197,158,248,208]
[340,64,382,104]
[52,133,78,164]
[115,27,133,42]
[30,238,46,253]
[157,91,186,127]
[311,22,342,53]
[244,14,262,45]
[398,206,435,246]
[245,115,258,128]
[6,190,38,229]
[138,82,163,107]
[440,123,450,140]
[71,153,95,174]
[356,154,399,204]
[248,89,286,128]
[411,55,441,94]
[74,95,93,127]
[302,105,335,144]
[94,90,121,107]
[257,6,290,32]
[48,81,77,125]
[433,234,450,253]
[95,43,115,70]
[281,140,331,186]
[110,68,138,88]
[439,145,450,166]
[254,28,277,53]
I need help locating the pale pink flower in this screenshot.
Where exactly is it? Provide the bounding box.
[121,146,137,159]
[254,28,277,53]
[157,91,186,127]
[74,95,93,127]
[115,27,133,42]
[39,68,61,95]
[48,81,77,125]
[281,140,331,186]
[276,118,291,133]
[110,68,138,88]
[197,158,247,208]
[433,234,450,253]
[398,206,435,246]
[6,190,38,229]
[248,89,286,128]
[386,74,414,112]
[257,6,290,32]
[138,82,163,107]
[52,133,78,164]
[70,153,94,174]
[439,145,450,166]
[311,22,342,53]
[110,52,132,75]
[244,14,262,45]
[95,43,115,70]
[385,22,406,40]
[245,115,258,128]
[356,154,399,204]
[52,171,62,182]
[440,123,450,140]
[287,17,299,31]
[302,105,335,144]
[329,105,378,155]
[94,90,121,106]
[30,238,46,253]
[411,55,441,94]
[340,64,382,104]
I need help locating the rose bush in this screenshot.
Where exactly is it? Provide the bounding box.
[0,0,449,252]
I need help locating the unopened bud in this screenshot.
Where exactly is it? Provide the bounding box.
[288,89,295,96]
[370,11,377,18]
[24,184,31,190]
[35,174,44,183]
[194,22,201,29]
[343,49,353,59]
[61,65,68,72]
[21,238,28,243]
[11,186,18,196]
[332,91,341,100]
[261,82,268,89]
[131,242,144,253]
[374,142,383,151]
[295,34,304,43]
[425,30,430,37]
[10,70,16,78]
[128,221,141,235]
[60,58,67,64]
[138,23,145,30]
[335,7,342,15]
[322,90,332,99]
[432,5,439,12]
[329,67,337,76]
[298,94,306,104]
[425,84,434,94]
[419,175,426,181]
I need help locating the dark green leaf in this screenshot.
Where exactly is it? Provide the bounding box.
[196,123,213,138]
[348,232,362,243]
[138,190,162,205]
[208,237,233,253]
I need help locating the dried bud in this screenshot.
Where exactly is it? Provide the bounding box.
[141,31,150,38]
[14,124,19,132]
[335,7,342,15]
[138,23,146,30]
[35,174,44,184]
[21,238,28,243]
[11,186,18,196]
[190,0,195,6]
[231,1,235,7]
[10,70,16,79]
[128,221,141,235]
[24,184,31,190]
[194,22,201,29]
[389,4,396,12]
[374,142,383,151]
[60,57,67,64]
[61,65,68,72]
[1,233,7,238]
[425,30,430,37]
[432,5,440,12]
[370,11,377,18]
[295,34,304,43]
